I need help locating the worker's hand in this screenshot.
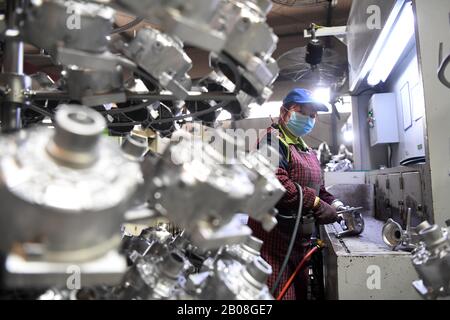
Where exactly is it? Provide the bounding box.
[313,199,338,225]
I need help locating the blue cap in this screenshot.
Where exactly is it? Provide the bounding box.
[283,88,329,112]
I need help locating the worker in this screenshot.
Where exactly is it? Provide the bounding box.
[248,88,346,300]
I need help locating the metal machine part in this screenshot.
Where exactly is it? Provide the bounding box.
[223,236,263,265]
[200,71,255,120]
[113,0,228,52]
[121,134,148,161]
[22,1,130,106]
[1,0,28,132]
[202,235,263,271]
[382,214,431,251]
[62,68,126,107]
[198,256,273,300]
[336,207,365,238]
[145,130,255,249]
[120,27,193,99]
[208,0,279,103]
[120,226,173,264]
[411,223,450,299]
[219,1,277,68]
[206,128,283,231]
[22,0,115,57]
[115,251,187,300]
[210,52,277,104]
[0,104,142,262]
[4,250,127,289]
[240,146,285,231]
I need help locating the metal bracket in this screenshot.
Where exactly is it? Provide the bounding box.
[438,42,450,89]
[304,26,347,45]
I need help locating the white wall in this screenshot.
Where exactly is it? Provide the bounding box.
[386,45,426,165]
[351,93,389,170]
[414,0,450,227]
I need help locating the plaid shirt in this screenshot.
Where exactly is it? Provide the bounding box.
[248,124,335,300]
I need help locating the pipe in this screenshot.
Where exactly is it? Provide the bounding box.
[28,91,239,102]
[276,245,321,300]
[1,0,25,133]
[270,182,303,296]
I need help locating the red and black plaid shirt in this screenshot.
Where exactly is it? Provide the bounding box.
[248,124,335,300]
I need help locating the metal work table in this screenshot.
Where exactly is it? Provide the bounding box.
[321,216,421,299]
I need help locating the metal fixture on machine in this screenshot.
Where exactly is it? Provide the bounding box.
[382,209,430,250]
[0,0,285,299]
[197,256,273,300]
[120,225,173,264]
[146,130,255,249]
[209,0,279,103]
[121,134,148,161]
[118,27,193,100]
[22,0,115,57]
[114,0,228,52]
[240,146,285,232]
[0,104,142,262]
[21,0,128,106]
[411,222,450,300]
[0,0,29,132]
[202,235,264,272]
[222,236,264,265]
[115,250,187,300]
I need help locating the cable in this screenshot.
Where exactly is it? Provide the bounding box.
[387,143,393,168]
[270,182,303,296]
[111,17,144,34]
[24,104,55,120]
[106,101,229,128]
[101,100,154,115]
[276,245,320,300]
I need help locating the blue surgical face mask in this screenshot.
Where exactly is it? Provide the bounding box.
[286,112,315,137]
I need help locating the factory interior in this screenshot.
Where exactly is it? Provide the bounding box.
[0,0,449,302]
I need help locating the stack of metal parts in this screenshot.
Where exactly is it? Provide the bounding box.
[3,0,279,131]
[21,0,128,106]
[115,230,273,300]
[411,222,450,300]
[142,129,283,249]
[183,236,273,300]
[112,0,279,104]
[0,0,283,300]
[39,229,273,300]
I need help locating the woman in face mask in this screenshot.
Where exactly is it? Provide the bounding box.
[248,88,346,300]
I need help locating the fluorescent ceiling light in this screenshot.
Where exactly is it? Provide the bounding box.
[367,2,415,86]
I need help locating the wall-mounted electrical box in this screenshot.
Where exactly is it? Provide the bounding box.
[368,93,399,146]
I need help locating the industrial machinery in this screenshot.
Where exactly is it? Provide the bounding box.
[0,0,283,300]
[411,222,450,300]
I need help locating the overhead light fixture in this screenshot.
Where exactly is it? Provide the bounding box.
[305,24,324,67]
[367,2,415,86]
[343,130,354,143]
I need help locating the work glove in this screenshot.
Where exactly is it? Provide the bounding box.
[313,199,338,225]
